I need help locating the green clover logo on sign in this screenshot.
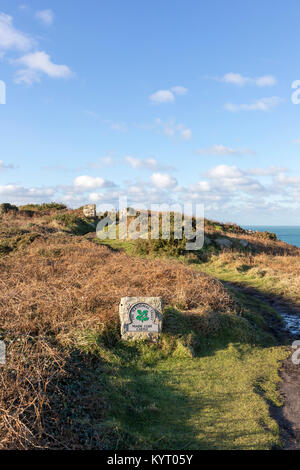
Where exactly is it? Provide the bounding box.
[136,309,149,322]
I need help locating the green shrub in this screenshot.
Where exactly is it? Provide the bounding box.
[134,237,186,257]
[256,231,277,241]
[19,202,67,212]
[0,233,40,255]
[54,212,94,235]
[0,203,18,215]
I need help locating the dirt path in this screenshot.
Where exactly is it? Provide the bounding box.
[223,281,300,450]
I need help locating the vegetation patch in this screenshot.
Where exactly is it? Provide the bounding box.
[0,207,294,449]
[52,212,95,235]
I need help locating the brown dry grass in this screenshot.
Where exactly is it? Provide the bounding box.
[1,208,293,449]
[0,236,235,338]
[0,229,236,449]
[206,249,300,303]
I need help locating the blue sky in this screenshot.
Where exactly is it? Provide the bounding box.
[1,0,300,224]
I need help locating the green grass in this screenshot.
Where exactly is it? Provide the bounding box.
[76,339,288,450]
[98,238,136,254]
[197,257,285,299]
[71,298,289,450]
[65,236,290,449]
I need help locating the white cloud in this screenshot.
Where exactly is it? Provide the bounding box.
[150,172,177,189]
[14,51,72,84]
[0,12,71,86]
[1,165,300,220]
[14,68,40,84]
[125,156,158,170]
[205,164,264,193]
[206,164,243,179]
[73,175,115,191]
[247,166,285,176]
[149,90,175,104]
[99,156,113,166]
[222,73,276,87]
[196,144,255,156]
[181,129,192,140]
[87,156,114,169]
[255,75,276,87]
[171,86,188,95]
[0,184,55,200]
[189,181,211,192]
[225,96,282,112]
[124,156,175,172]
[275,173,300,186]
[0,12,33,51]
[155,118,192,140]
[149,85,188,104]
[89,192,103,203]
[35,9,54,26]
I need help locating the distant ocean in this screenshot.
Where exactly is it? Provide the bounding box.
[243,226,300,248]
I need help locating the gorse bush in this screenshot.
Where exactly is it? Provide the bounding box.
[0,203,18,215]
[0,233,40,256]
[53,212,94,235]
[134,237,187,257]
[19,202,67,212]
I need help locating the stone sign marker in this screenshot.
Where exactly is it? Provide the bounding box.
[119,297,163,341]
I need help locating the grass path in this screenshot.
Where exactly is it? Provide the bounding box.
[90,239,292,449]
[99,340,288,450]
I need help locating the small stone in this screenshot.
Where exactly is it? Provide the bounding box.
[215,237,232,248]
[82,204,96,218]
[238,239,249,248]
[119,297,163,341]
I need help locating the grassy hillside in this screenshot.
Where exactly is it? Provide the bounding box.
[0,204,294,449]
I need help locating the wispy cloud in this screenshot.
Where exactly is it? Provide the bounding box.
[155,118,192,140]
[14,51,73,84]
[88,156,114,169]
[85,110,99,119]
[124,156,174,171]
[224,96,282,112]
[108,120,128,132]
[0,10,72,85]
[125,156,158,170]
[221,72,276,87]
[0,12,33,51]
[247,166,286,176]
[35,9,54,26]
[196,144,255,156]
[149,85,188,104]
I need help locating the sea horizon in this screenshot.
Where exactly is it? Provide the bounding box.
[242,225,300,248]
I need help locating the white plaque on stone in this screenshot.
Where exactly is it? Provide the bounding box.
[119,297,163,341]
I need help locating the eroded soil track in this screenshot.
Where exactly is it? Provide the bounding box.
[223,281,300,450]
